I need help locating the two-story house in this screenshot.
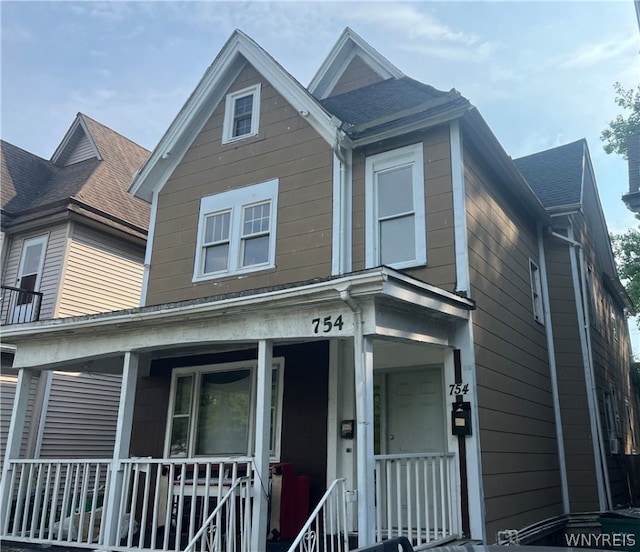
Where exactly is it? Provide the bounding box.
[1,29,635,552]
[1,113,150,462]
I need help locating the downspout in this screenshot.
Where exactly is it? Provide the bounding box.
[340,287,375,546]
[537,224,570,514]
[549,223,610,510]
[333,134,349,275]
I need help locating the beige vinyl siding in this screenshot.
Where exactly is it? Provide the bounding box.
[0,365,37,462]
[38,372,121,458]
[351,126,456,291]
[1,225,67,323]
[146,62,333,306]
[327,55,385,97]
[64,132,97,165]
[464,146,563,537]
[56,223,145,317]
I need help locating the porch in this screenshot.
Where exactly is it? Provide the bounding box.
[2,454,456,551]
[1,268,476,551]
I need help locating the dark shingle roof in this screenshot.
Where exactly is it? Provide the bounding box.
[513,139,586,209]
[320,77,470,140]
[1,114,150,232]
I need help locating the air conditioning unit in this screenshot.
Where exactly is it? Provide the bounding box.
[609,438,620,455]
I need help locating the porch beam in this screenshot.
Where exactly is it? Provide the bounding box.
[103,352,139,548]
[251,340,272,552]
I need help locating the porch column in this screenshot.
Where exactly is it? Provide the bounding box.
[251,340,272,552]
[0,368,39,529]
[103,352,138,548]
[355,334,375,546]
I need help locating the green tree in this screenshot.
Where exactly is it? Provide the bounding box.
[611,222,640,317]
[600,82,640,159]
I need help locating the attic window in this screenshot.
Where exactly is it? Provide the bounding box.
[222,84,261,144]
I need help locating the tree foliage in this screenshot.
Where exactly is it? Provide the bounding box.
[600,82,640,159]
[611,221,640,317]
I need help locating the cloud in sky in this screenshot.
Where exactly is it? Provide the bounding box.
[1,0,637,238]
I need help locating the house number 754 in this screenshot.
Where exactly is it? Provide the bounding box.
[312,315,344,334]
[449,383,470,395]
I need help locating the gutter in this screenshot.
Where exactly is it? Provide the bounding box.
[549,223,611,510]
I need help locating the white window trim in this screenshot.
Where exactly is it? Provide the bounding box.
[16,234,49,289]
[164,358,285,460]
[193,179,278,282]
[529,259,544,325]
[365,143,426,269]
[222,83,261,145]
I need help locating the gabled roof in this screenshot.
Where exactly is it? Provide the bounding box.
[515,139,634,312]
[514,139,586,210]
[1,113,150,235]
[130,29,339,203]
[308,27,404,99]
[320,77,469,141]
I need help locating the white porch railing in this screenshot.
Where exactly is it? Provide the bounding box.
[1,459,112,546]
[286,478,349,552]
[374,452,456,548]
[1,457,254,552]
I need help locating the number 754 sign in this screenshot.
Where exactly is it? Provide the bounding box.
[449,383,470,396]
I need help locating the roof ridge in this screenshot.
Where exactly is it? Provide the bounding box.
[78,113,150,153]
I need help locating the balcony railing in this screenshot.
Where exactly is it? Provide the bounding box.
[1,285,43,325]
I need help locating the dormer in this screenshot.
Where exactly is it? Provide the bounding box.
[51,114,101,166]
[308,27,404,99]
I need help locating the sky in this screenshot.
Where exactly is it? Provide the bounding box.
[1,0,639,350]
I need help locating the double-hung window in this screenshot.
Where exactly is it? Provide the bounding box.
[222,84,261,144]
[365,143,426,269]
[166,359,285,459]
[194,179,278,281]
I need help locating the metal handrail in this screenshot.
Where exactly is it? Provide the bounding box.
[286,478,349,552]
[182,476,250,552]
[1,285,44,324]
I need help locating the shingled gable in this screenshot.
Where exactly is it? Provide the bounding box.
[515,139,634,312]
[1,113,150,236]
[51,115,101,166]
[308,27,404,99]
[129,29,339,203]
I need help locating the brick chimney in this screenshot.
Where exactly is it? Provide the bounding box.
[623,132,640,212]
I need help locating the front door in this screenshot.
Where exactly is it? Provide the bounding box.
[11,235,47,324]
[375,367,448,542]
[385,368,444,454]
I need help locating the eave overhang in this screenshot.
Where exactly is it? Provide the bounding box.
[129,30,340,203]
[5,267,474,371]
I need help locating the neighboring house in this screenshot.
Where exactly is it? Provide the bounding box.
[1,29,636,552]
[624,132,640,212]
[0,113,150,462]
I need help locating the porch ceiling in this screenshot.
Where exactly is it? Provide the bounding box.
[5,267,474,371]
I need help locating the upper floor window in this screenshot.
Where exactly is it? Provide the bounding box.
[222,84,261,144]
[193,179,278,281]
[365,143,426,269]
[9,234,48,324]
[529,259,544,324]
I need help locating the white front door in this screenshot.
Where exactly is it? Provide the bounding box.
[385,368,445,454]
[11,235,47,324]
[375,367,449,542]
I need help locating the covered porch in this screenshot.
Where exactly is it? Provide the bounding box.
[1,268,475,552]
